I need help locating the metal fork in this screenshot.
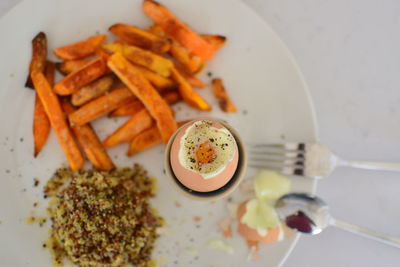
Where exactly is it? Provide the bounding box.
[249,143,400,178]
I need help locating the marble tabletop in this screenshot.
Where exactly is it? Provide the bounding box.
[1,0,399,266]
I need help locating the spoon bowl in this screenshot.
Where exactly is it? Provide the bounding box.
[275,193,400,248]
[275,193,330,235]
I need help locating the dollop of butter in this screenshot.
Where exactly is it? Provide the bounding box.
[254,170,291,201]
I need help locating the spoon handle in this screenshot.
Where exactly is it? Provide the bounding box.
[331,219,400,248]
[339,159,400,172]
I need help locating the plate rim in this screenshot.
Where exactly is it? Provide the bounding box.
[214,2,319,265]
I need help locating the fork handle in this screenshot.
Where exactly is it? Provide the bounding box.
[331,219,400,248]
[340,160,400,172]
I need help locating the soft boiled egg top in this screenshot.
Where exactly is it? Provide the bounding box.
[170,120,239,192]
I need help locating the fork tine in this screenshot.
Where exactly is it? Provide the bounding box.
[249,150,304,159]
[248,142,306,149]
[248,142,308,176]
[249,157,304,165]
[248,163,305,176]
[249,157,304,168]
[249,151,293,157]
[248,143,307,154]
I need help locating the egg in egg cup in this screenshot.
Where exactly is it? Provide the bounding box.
[164,118,247,200]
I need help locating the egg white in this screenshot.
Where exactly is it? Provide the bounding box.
[179,120,236,179]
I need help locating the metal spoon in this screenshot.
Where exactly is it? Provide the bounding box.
[275,193,400,248]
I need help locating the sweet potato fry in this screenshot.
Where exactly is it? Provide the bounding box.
[134,64,176,90]
[33,62,54,157]
[54,57,107,95]
[143,0,215,60]
[181,72,205,88]
[95,48,112,61]
[33,95,50,157]
[31,72,84,170]
[127,120,188,156]
[71,75,114,106]
[110,100,144,117]
[53,35,106,60]
[174,63,206,88]
[26,32,47,89]
[127,126,160,156]
[95,49,114,74]
[109,23,170,53]
[149,25,204,73]
[212,78,237,113]
[44,60,56,86]
[55,59,90,75]
[107,53,177,143]
[69,87,135,126]
[103,43,173,77]
[110,91,181,117]
[201,34,227,51]
[170,67,211,111]
[113,39,130,45]
[170,41,204,73]
[163,90,182,106]
[103,109,154,147]
[62,100,115,171]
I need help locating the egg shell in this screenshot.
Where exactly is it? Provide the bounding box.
[170,121,239,192]
[237,200,281,244]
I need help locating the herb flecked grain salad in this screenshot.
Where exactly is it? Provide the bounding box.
[44,165,162,267]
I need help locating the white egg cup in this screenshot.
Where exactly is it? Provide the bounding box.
[164,118,247,201]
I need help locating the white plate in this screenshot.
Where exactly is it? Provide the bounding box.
[0,0,317,266]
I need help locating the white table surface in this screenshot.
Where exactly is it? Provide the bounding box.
[1,0,400,266]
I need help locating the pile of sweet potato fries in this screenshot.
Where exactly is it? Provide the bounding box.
[26,0,237,171]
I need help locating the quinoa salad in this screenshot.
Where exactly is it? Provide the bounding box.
[43,164,163,267]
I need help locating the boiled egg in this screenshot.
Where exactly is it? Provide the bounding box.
[169,120,239,192]
[236,170,291,243]
[237,200,283,244]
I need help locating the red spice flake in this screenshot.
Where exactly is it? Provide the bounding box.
[34,178,40,187]
[193,216,202,222]
[218,216,232,238]
[174,201,182,208]
[247,240,261,261]
[246,240,261,261]
[246,239,259,249]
